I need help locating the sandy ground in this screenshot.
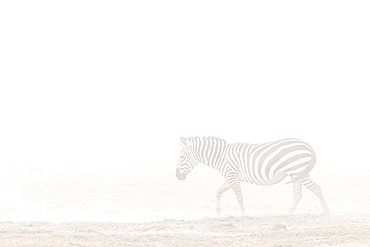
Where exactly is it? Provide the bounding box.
[1,213,370,247]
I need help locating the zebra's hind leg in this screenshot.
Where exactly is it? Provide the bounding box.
[300,176,330,213]
[216,180,231,215]
[288,180,302,213]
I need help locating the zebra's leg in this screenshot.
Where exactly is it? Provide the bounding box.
[227,174,246,215]
[288,180,302,213]
[300,176,330,213]
[216,180,231,215]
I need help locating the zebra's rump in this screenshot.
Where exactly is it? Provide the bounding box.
[232,138,315,185]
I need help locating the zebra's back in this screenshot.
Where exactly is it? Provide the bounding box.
[228,138,315,186]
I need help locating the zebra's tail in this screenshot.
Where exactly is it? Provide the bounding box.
[285,141,316,185]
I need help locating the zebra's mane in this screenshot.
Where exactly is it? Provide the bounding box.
[187,136,228,144]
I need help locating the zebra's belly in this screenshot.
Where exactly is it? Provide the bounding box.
[240,172,287,186]
[265,172,287,185]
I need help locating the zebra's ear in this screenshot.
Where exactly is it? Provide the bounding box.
[180,137,191,148]
[180,137,186,146]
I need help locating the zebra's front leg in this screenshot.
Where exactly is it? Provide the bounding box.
[228,175,246,215]
[216,180,231,215]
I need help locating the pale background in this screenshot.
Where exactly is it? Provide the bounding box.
[0,1,369,222]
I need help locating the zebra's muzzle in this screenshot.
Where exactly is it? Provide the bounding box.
[176,168,186,181]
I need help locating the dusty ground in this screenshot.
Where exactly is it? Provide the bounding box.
[1,213,369,247]
[0,162,369,246]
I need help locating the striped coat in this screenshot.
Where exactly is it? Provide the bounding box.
[176,136,329,214]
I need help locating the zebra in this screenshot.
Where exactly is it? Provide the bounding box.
[176,136,329,215]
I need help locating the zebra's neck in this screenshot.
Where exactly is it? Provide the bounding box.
[189,136,228,169]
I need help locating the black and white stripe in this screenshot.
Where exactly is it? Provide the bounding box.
[176,136,329,214]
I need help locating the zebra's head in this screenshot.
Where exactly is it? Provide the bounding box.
[176,137,198,181]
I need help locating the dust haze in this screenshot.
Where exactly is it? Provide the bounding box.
[1,1,369,246]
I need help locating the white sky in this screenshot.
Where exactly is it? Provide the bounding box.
[1,1,369,167]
